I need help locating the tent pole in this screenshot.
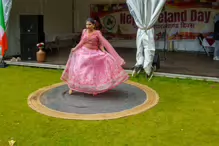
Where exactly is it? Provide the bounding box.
[72,0,75,32]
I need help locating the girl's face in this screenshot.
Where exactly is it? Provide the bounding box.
[86,21,95,30]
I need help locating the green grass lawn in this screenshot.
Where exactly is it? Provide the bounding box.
[0,66,219,146]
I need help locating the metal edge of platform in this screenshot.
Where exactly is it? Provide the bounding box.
[5,61,219,82]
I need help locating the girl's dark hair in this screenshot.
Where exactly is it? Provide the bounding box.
[86,17,102,30]
[86,18,96,25]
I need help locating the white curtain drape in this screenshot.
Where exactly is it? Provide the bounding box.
[126,0,166,75]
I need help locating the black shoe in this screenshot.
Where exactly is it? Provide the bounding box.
[132,65,143,77]
[146,66,156,81]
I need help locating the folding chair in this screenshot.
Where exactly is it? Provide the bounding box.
[197,36,210,56]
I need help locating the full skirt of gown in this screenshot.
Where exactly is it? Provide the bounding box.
[61,46,129,94]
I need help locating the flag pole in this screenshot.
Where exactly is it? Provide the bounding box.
[0,47,7,68]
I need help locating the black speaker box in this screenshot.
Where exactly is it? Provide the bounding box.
[153,53,160,69]
[19,15,45,60]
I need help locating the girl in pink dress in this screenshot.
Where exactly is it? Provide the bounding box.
[61,18,129,95]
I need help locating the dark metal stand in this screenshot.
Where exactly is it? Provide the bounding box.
[0,57,8,68]
[162,29,167,61]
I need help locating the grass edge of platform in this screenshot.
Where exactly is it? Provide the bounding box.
[5,61,219,82]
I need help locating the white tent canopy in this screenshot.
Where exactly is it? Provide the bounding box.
[2,0,165,72]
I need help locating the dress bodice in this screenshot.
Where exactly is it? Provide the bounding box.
[82,30,101,48]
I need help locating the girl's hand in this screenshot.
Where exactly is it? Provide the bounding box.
[71,48,75,52]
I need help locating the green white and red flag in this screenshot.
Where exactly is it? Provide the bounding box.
[0,0,9,57]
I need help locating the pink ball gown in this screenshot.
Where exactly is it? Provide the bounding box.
[61,29,129,95]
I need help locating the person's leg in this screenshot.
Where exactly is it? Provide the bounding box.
[214,40,219,60]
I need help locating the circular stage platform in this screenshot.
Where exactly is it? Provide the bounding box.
[28,81,159,120]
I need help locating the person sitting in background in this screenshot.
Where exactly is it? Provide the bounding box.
[213,14,219,60]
